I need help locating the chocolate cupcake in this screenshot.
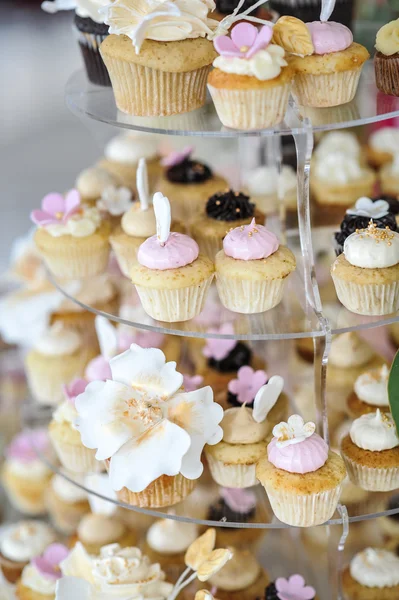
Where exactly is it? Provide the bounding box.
[334,197,398,255]
[190,189,265,259]
[375,20,399,97]
[158,147,228,222]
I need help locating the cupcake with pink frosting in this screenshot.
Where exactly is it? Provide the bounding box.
[273,16,369,107]
[131,193,214,322]
[16,543,69,600]
[256,415,346,526]
[215,218,296,313]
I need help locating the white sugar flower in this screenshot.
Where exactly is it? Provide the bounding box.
[272,415,315,448]
[97,186,132,216]
[346,197,389,219]
[75,345,223,493]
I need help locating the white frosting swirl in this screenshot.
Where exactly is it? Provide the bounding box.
[21,564,57,595]
[45,206,102,238]
[329,333,374,368]
[214,45,287,81]
[344,226,399,269]
[104,134,159,165]
[350,410,399,451]
[370,127,399,154]
[92,543,173,598]
[243,165,296,197]
[0,521,55,562]
[146,519,198,554]
[314,152,363,183]
[315,131,361,160]
[6,458,51,480]
[52,473,88,504]
[75,0,108,23]
[354,365,389,407]
[34,324,82,356]
[350,548,399,588]
[52,401,78,426]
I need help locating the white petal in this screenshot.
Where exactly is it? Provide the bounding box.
[84,473,117,516]
[252,376,284,423]
[110,344,183,398]
[60,543,94,583]
[55,578,93,600]
[109,420,191,493]
[95,315,118,360]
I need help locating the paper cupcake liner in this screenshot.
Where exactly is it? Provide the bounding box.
[99,52,211,116]
[331,274,399,316]
[375,53,399,97]
[73,25,110,86]
[49,431,101,474]
[207,83,291,130]
[205,453,258,488]
[110,235,142,278]
[116,474,196,508]
[292,67,362,108]
[215,273,286,314]
[342,453,399,492]
[135,274,214,322]
[263,485,342,527]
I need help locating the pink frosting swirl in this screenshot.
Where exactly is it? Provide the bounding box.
[6,429,50,463]
[223,219,279,261]
[267,433,328,474]
[306,21,353,55]
[138,232,199,271]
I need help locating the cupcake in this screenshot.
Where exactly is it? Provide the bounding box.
[31,189,110,279]
[131,193,214,322]
[45,473,90,535]
[341,410,399,491]
[16,544,69,600]
[2,430,53,516]
[334,197,398,255]
[259,574,317,600]
[75,166,123,205]
[367,127,399,168]
[314,131,363,163]
[274,17,369,107]
[208,23,293,130]
[143,519,199,582]
[347,364,390,419]
[207,548,269,600]
[242,165,297,217]
[331,220,399,315]
[190,190,265,260]
[215,218,296,313]
[41,0,110,86]
[70,513,137,555]
[205,376,285,487]
[375,20,399,97]
[256,415,346,526]
[158,147,228,222]
[25,323,95,406]
[342,548,399,600]
[0,521,56,584]
[380,155,399,199]
[98,132,161,191]
[74,344,223,508]
[100,1,218,116]
[48,378,102,474]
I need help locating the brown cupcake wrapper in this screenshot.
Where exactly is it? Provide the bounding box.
[375,52,399,97]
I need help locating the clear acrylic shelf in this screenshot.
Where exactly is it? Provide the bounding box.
[65,62,399,138]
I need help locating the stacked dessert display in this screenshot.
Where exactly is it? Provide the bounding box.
[4,1,399,599]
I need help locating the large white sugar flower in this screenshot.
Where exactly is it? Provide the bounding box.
[75,345,223,493]
[346,197,390,219]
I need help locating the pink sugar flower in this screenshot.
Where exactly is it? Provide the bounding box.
[275,574,316,600]
[161,146,194,168]
[220,487,257,513]
[202,323,237,361]
[62,378,88,406]
[32,544,69,581]
[214,23,273,59]
[6,429,49,463]
[183,374,204,393]
[228,366,268,404]
[31,189,81,227]
[85,355,112,382]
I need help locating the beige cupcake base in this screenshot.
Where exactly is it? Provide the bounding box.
[208,83,291,130]
[49,421,102,474]
[332,274,399,316]
[292,67,362,108]
[342,453,399,492]
[341,566,399,600]
[110,228,143,278]
[2,466,51,516]
[16,581,55,600]
[116,474,196,508]
[205,453,259,488]
[264,485,342,527]
[215,273,286,314]
[45,485,90,535]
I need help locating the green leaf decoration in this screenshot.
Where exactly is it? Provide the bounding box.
[388,349,399,436]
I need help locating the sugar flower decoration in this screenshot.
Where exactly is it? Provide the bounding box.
[214,23,273,59]
[203,323,237,361]
[32,544,69,581]
[275,574,316,600]
[97,186,132,216]
[183,374,204,393]
[75,345,223,492]
[6,429,49,462]
[346,197,390,219]
[252,375,284,423]
[31,189,81,228]
[228,366,267,405]
[161,146,194,168]
[63,379,88,406]
[220,487,256,513]
[272,415,315,448]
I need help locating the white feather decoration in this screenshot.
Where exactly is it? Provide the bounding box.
[137,157,150,211]
[153,192,171,246]
[320,0,336,22]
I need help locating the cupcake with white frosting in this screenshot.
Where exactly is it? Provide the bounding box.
[70,514,137,556]
[208,22,293,129]
[314,131,363,163]
[45,473,90,535]
[0,521,56,584]
[25,323,96,406]
[367,127,399,168]
[342,548,399,600]
[242,165,297,215]
[331,220,399,315]
[16,543,69,600]
[2,431,53,516]
[75,166,123,206]
[31,189,110,280]
[347,364,390,419]
[341,410,399,491]
[207,547,269,600]
[380,154,399,199]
